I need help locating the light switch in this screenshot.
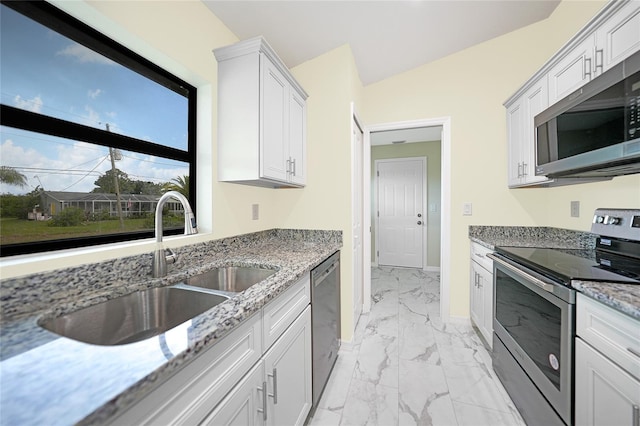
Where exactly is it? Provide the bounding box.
[463,203,473,216]
[252,204,259,220]
[571,201,579,218]
[429,203,438,213]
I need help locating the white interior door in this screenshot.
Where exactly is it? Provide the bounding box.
[352,116,364,325]
[376,158,425,268]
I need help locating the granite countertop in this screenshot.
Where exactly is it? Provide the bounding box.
[468,225,639,321]
[0,229,342,426]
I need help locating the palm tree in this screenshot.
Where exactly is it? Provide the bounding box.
[0,167,27,187]
[163,175,189,198]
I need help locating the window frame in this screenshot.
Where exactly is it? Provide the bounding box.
[0,0,197,257]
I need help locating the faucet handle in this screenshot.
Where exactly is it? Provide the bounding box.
[165,248,177,265]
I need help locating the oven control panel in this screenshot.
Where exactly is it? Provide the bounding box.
[592,208,640,240]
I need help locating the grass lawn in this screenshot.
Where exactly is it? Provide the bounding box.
[0,217,151,245]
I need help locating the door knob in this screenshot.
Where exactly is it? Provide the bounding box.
[417,213,422,218]
[417,221,422,225]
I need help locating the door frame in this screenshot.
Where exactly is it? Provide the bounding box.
[351,104,365,324]
[364,117,451,321]
[373,157,428,270]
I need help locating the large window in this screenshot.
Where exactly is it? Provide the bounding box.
[0,1,197,256]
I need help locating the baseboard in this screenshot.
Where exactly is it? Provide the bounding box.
[423,266,441,272]
[446,315,471,326]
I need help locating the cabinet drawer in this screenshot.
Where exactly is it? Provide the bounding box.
[576,293,640,380]
[263,274,310,351]
[470,242,493,272]
[109,313,263,425]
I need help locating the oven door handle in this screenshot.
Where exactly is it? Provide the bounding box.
[488,253,556,293]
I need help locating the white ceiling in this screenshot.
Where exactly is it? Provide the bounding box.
[203,0,560,86]
[370,126,442,146]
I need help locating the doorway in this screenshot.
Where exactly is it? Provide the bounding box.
[374,157,427,268]
[363,118,451,320]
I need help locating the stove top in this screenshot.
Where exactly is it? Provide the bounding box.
[495,246,640,285]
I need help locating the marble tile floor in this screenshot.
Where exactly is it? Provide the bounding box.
[309,266,526,426]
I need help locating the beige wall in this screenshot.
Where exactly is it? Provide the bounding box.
[361,0,640,319]
[370,141,442,268]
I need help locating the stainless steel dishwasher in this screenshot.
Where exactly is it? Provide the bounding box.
[311,250,340,409]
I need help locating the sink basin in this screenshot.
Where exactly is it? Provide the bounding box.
[39,287,229,346]
[186,266,276,293]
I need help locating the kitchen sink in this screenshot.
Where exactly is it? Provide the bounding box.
[186,266,276,293]
[39,287,229,346]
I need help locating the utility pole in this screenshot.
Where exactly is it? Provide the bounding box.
[106,123,125,230]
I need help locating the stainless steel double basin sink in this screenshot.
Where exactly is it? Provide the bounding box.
[39,266,276,346]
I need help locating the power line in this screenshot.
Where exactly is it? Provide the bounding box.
[60,155,109,191]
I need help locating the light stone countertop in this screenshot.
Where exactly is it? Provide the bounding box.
[468,225,639,322]
[0,229,342,426]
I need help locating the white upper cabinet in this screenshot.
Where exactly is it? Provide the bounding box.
[548,36,596,105]
[504,0,640,188]
[215,37,308,188]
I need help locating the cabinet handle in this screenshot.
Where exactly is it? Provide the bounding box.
[584,57,592,80]
[595,48,603,74]
[286,158,291,175]
[517,162,522,178]
[633,405,639,426]
[628,347,640,359]
[522,162,528,177]
[257,381,267,421]
[292,159,296,176]
[268,368,278,404]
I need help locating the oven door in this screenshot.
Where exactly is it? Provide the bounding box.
[490,254,575,425]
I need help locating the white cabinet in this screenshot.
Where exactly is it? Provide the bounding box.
[108,275,313,426]
[264,306,312,426]
[548,35,596,105]
[215,36,308,188]
[504,0,640,188]
[205,307,312,426]
[506,78,551,187]
[469,242,493,348]
[548,2,640,104]
[575,293,640,426]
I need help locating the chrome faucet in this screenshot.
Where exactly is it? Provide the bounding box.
[152,191,197,278]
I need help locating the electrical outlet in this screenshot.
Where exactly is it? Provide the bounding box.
[463,203,473,216]
[570,201,580,218]
[252,204,259,220]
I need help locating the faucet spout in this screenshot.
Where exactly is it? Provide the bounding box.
[152,191,197,278]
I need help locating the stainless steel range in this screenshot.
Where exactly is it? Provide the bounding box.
[488,208,640,426]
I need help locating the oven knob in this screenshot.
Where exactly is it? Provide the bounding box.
[593,215,605,224]
[604,215,620,225]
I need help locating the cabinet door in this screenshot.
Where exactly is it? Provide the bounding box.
[260,54,289,183]
[596,1,640,74]
[575,338,640,426]
[477,263,493,348]
[522,78,549,185]
[548,36,596,105]
[506,99,524,187]
[264,307,312,426]
[201,362,266,426]
[288,89,306,185]
[469,261,485,336]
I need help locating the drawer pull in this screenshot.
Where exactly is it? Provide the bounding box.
[268,368,278,404]
[257,381,267,421]
[628,347,640,359]
[633,405,639,426]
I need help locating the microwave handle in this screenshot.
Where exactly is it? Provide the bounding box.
[488,253,555,293]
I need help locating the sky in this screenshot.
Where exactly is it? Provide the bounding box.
[0,4,190,195]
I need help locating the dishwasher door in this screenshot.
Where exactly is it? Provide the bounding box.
[311,251,341,408]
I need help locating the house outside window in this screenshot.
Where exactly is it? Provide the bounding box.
[0,1,197,256]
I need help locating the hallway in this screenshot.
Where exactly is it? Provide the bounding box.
[309,267,526,425]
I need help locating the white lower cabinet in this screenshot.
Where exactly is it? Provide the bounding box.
[205,307,312,426]
[575,338,640,426]
[575,293,640,426]
[469,242,493,348]
[107,275,312,426]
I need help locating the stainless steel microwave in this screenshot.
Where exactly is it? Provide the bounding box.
[535,50,640,178]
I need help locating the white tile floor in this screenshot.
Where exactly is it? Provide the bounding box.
[309,267,527,426]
